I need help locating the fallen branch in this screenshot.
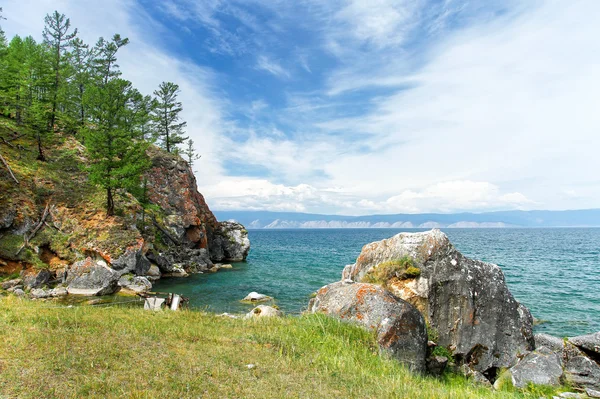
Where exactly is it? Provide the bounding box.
[16,203,51,256]
[0,152,18,184]
[151,218,181,246]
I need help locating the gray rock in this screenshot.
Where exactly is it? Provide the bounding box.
[586,388,600,398]
[111,248,151,276]
[535,333,565,352]
[558,393,585,399]
[1,278,22,290]
[13,288,25,296]
[51,287,68,297]
[342,229,534,376]
[146,264,161,281]
[569,332,600,358]
[30,288,52,299]
[7,285,23,292]
[66,257,120,296]
[245,305,282,319]
[426,355,448,376]
[496,348,563,388]
[309,281,427,373]
[210,221,250,262]
[22,269,51,289]
[118,275,152,293]
[564,355,600,390]
[163,263,188,277]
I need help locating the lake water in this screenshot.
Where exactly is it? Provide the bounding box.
[153,228,600,337]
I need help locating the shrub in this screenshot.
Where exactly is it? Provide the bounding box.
[361,257,421,286]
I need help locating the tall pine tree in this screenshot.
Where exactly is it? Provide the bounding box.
[152,81,187,153]
[43,11,78,132]
[84,78,149,216]
[93,34,129,85]
[67,37,92,128]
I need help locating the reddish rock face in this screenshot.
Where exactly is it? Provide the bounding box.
[145,148,219,250]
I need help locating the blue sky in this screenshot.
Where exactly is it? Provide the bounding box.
[3,0,600,214]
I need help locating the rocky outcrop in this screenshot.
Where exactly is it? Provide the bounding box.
[209,221,250,262]
[341,229,534,379]
[1,145,250,297]
[66,257,120,296]
[308,280,427,373]
[499,332,600,392]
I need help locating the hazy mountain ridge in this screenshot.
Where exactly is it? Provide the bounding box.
[213,209,600,229]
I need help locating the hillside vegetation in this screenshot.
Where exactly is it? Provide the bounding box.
[0,296,563,399]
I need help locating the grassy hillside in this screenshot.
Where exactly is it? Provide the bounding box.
[0,296,562,399]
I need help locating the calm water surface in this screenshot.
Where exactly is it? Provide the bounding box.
[153,228,600,337]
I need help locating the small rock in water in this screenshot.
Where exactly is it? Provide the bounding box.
[242,292,271,302]
[220,264,233,269]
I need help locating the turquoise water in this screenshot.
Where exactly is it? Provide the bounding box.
[153,228,600,337]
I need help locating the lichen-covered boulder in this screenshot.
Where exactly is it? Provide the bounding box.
[209,221,250,262]
[66,257,120,296]
[308,281,427,373]
[494,348,563,389]
[342,229,534,378]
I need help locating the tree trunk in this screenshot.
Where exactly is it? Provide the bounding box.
[36,132,45,161]
[106,187,114,216]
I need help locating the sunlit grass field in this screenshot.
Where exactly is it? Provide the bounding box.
[0,296,560,398]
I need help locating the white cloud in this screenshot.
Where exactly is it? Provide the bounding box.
[255,55,290,78]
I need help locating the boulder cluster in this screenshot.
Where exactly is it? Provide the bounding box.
[309,229,600,393]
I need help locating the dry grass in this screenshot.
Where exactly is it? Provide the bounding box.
[0,296,562,399]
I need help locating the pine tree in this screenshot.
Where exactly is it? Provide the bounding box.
[84,78,149,216]
[152,81,188,153]
[183,138,201,168]
[67,37,92,128]
[43,11,78,132]
[92,34,129,85]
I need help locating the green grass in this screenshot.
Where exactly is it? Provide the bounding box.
[362,257,421,286]
[0,296,556,399]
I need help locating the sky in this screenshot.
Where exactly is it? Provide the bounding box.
[2,0,600,215]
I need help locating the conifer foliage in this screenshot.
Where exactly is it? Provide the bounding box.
[0,10,192,216]
[152,81,188,153]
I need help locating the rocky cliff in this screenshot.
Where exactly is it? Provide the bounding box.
[0,133,249,297]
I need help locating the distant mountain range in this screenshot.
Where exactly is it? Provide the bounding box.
[213,209,600,229]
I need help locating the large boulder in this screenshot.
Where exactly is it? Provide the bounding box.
[209,221,250,262]
[494,348,563,389]
[342,229,534,378]
[308,281,427,373]
[66,257,120,296]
